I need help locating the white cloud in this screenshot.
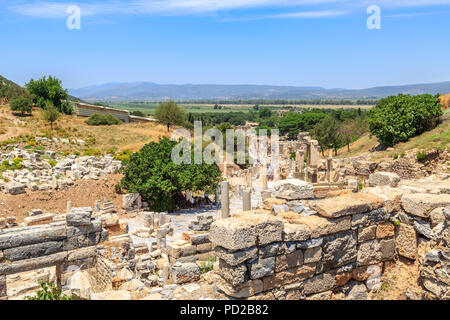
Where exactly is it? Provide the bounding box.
[6,0,450,19]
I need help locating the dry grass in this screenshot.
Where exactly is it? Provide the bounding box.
[0,104,173,153]
[440,93,450,109]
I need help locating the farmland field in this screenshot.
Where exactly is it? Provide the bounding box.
[106,102,374,115]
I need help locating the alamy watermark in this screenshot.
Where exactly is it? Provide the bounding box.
[66,5,81,30]
[171,121,280,171]
[367,5,381,30]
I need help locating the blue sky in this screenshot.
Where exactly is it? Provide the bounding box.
[1,0,450,89]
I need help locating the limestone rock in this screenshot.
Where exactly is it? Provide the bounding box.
[170,262,201,284]
[67,270,92,300]
[310,193,383,218]
[368,172,400,188]
[401,193,450,218]
[66,207,93,226]
[273,179,314,200]
[395,223,417,260]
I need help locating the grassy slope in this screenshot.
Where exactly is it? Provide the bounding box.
[337,108,450,160]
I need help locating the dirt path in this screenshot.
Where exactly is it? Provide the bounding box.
[0,174,124,222]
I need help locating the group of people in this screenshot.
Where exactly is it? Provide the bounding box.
[187,193,213,208]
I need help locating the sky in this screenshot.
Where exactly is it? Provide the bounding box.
[1,0,450,90]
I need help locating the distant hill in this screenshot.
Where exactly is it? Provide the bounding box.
[69,81,450,102]
[0,75,28,101]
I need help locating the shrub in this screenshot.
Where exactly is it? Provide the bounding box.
[200,256,217,274]
[131,110,146,117]
[368,94,443,147]
[10,95,33,115]
[417,151,427,162]
[25,280,73,300]
[392,154,398,160]
[86,113,122,126]
[119,137,222,212]
[48,160,57,167]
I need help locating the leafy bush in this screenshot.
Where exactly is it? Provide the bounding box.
[130,110,146,117]
[86,113,122,126]
[118,137,222,212]
[368,94,443,147]
[25,280,73,300]
[10,95,33,115]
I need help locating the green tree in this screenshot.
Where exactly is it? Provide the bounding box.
[41,102,61,130]
[368,94,443,147]
[313,116,343,155]
[154,101,185,132]
[25,75,72,114]
[338,117,368,152]
[279,112,328,139]
[10,95,33,116]
[118,137,222,212]
[258,107,273,118]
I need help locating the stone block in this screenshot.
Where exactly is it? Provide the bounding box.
[0,252,67,276]
[272,179,314,200]
[295,215,351,239]
[322,231,357,270]
[248,257,275,279]
[262,264,316,291]
[274,250,303,272]
[395,223,417,260]
[214,246,258,266]
[0,225,66,250]
[376,222,395,239]
[379,238,395,260]
[358,225,377,242]
[357,240,381,266]
[3,241,63,262]
[196,242,212,254]
[310,193,383,218]
[303,272,336,295]
[262,198,286,211]
[283,223,311,242]
[304,247,322,264]
[401,193,450,218]
[259,242,283,258]
[209,217,257,251]
[170,262,201,284]
[66,207,93,226]
[214,274,263,298]
[368,172,400,188]
[217,259,247,286]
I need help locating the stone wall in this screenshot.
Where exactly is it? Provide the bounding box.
[208,194,399,300]
[0,207,108,299]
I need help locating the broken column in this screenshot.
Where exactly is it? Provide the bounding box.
[246,170,252,189]
[326,158,333,183]
[242,188,251,211]
[220,181,230,219]
[262,165,268,190]
[295,150,305,180]
[156,228,167,249]
[66,201,72,213]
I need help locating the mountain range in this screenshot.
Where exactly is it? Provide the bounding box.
[69,81,450,101]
